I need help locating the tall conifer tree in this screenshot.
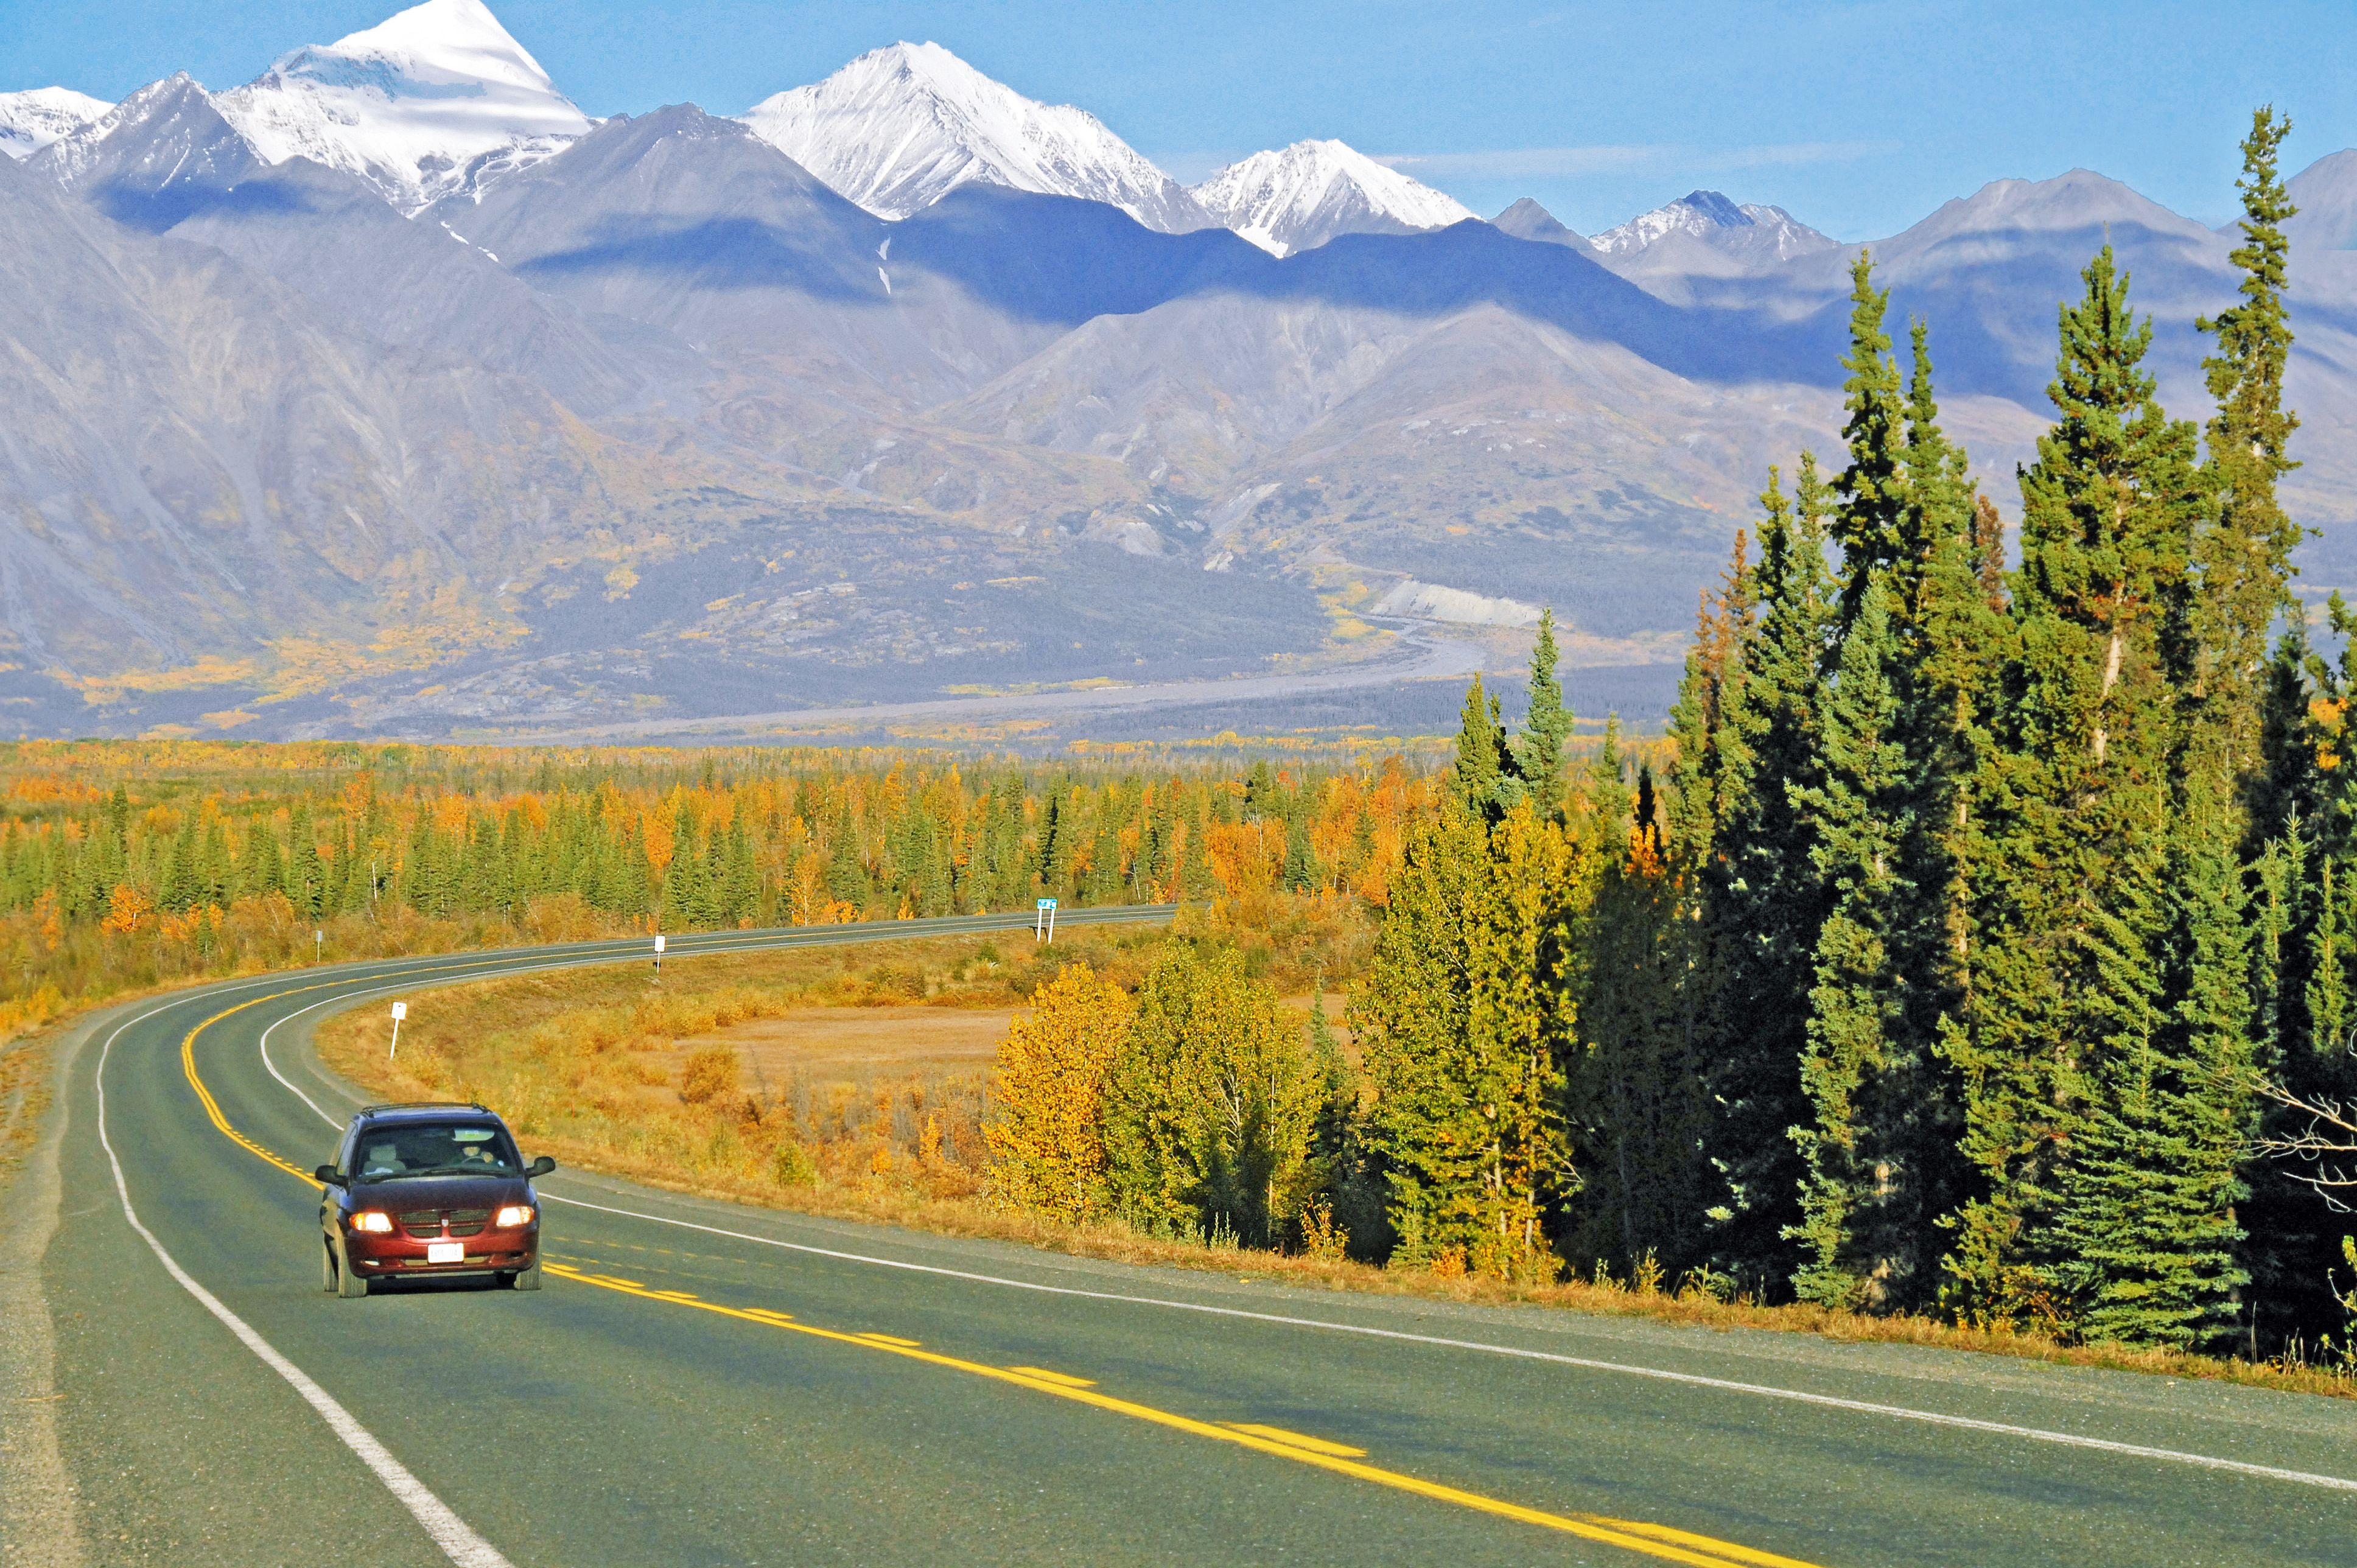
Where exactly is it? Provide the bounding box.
[1949,247,2197,1317]
[1699,460,1836,1288]
[2192,107,2302,810]
[1832,253,1908,620]
[1788,578,1917,1306]
[1518,609,1575,813]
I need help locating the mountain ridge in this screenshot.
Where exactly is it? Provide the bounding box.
[6,0,2357,743]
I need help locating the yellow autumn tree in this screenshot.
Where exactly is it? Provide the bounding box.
[985,963,1132,1221]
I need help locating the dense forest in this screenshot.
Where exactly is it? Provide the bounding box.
[11,110,2352,1360]
[0,738,1440,1040]
[988,111,2357,1359]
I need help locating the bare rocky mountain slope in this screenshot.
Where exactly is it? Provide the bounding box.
[6,10,2357,739]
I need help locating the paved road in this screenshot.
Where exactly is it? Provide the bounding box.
[7,909,2355,1566]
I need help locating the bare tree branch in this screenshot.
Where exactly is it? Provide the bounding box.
[2254,1077,2357,1213]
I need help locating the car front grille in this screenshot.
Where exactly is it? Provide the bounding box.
[395,1207,494,1239]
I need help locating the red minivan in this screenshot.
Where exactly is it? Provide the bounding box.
[317,1103,555,1297]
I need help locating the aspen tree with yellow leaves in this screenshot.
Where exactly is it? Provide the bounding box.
[984,964,1132,1221]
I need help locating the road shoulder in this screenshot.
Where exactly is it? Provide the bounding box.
[0,1015,94,1568]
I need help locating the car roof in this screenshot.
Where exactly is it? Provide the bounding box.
[352,1102,503,1129]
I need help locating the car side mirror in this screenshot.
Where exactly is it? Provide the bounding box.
[526,1156,556,1178]
[313,1164,343,1186]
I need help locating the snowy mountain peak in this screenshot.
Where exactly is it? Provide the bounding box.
[213,0,590,212]
[0,87,113,160]
[32,74,262,192]
[1592,189,1835,264]
[1187,139,1475,258]
[740,42,1210,232]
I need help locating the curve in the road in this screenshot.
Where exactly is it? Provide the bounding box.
[37,906,2357,1567]
[154,915,1820,1568]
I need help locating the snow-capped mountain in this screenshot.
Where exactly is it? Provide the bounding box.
[1188,140,1474,258]
[212,0,590,212]
[1592,189,1835,266]
[740,42,1211,232]
[0,88,112,159]
[33,75,268,195]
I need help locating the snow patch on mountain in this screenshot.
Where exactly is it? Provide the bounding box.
[213,0,589,211]
[0,88,112,159]
[1188,140,1474,257]
[1592,189,1835,265]
[740,42,1210,231]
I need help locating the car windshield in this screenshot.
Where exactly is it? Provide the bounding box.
[351,1122,521,1181]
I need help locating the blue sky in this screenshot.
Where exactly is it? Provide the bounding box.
[7,1,2354,238]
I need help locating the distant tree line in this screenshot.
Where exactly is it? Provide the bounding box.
[0,742,1440,1047]
[0,752,1431,939]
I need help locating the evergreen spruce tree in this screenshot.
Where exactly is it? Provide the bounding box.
[2308,853,2348,1063]
[1787,578,1917,1306]
[241,817,286,906]
[1698,459,1836,1290]
[2192,107,2302,808]
[1450,675,1514,820]
[1948,247,2197,1321]
[1281,814,1322,894]
[825,815,869,911]
[286,802,324,919]
[1832,253,1909,619]
[1103,943,1318,1245]
[719,815,760,925]
[1516,609,1575,812]
[1568,737,1713,1278]
[160,811,197,912]
[1356,794,1576,1276]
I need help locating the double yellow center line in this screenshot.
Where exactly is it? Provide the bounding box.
[175,980,1829,1568]
[545,1261,1818,1567]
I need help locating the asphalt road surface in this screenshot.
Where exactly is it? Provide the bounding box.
[5,908,2354,1566]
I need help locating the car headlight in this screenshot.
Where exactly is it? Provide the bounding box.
[494,1205,534,1228]
[351,1211,394,1233]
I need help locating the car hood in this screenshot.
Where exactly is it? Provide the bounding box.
[346,1174,531,1210]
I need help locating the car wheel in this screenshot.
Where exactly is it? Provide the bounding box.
[511,1259,542,1292]
[321,1239,338,1293]
[334,1239,370,1299]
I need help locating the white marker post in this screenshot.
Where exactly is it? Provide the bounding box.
[314,929,323,964]
[388,1001,407,1059]
[1035,898,1057,943]
[654,932,666,976]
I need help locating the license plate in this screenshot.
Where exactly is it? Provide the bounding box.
[427,1241,464,1265]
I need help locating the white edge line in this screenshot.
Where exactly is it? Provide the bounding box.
[94,1002,515,1568]
[240,907,2356,1498]
[538,1194,2357,1496]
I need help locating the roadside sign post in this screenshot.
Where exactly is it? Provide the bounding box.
[654,932,666,976]
[314,928,323,964]
[1035,898,1057,943]
[388,1001,407,1059]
